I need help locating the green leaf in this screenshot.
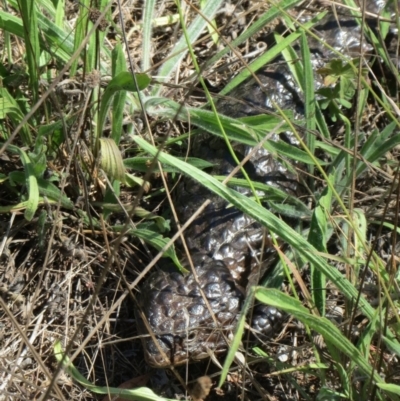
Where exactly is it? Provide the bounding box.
[300,29,316,178]
[145,97,323,167]
[308,175,333,315]
[339,209,367,282]
[124,156,213,172]
[70,0,89,75]
[0,95,19,118]
[215,176,311,218]
[18,0,40,103]
[53,341,175,401]
[9,171,74,210]
[141,0,156,71]
[97,71,150,137]
[0,198,53,213]
[5,0,74,62]
[112,225,187,274]
[254,288,383,385]
[54,0,65,27]
[7,145,39,221]
[219,287,253,388]
[111,41,127,145]
[376,383,400,395]
[0,87,32,145]
[203,0,305,91]
[124,173,150,190]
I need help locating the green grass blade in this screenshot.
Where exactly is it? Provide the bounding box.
[204,0,303,73]
[124,227,187,274]
[0,10,74,63]
[0,198,49,213]
[218,287,254,388]
[71,0,89,75]
[54,0,65,27]
[275,32,303,89]
[53,341,175,401]
[300,29,316,180]
[216,176,311,218]
[342,0,392,66]
[308,176,333,315]
[97,72,151,139]
[142,0,156,71]
[0,87,32,145]
[18,0,40,103]
[124,156,213,172]
[333,125,400,192]
[111,223,187,272]
[11,0,76,65]
[219,10,327,96]
[376,383,400,396]
[7,145,39,221]
[0,11,25,39]
[111,41,127,145]
[145,97,321,166]
[36,11,74,62]
[152,0,223,94]
[255,288,383,384]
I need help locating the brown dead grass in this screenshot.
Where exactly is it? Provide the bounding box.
[1,0,400,400]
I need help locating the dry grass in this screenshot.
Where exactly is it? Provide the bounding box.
[1,0,400,400]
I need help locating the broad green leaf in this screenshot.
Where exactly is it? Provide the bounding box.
[102,43,129,216]
[0,96,19,117]
[97,72,150,137]
[9,171,74,209]
[7,145,39,221]
[111,42,128,145]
